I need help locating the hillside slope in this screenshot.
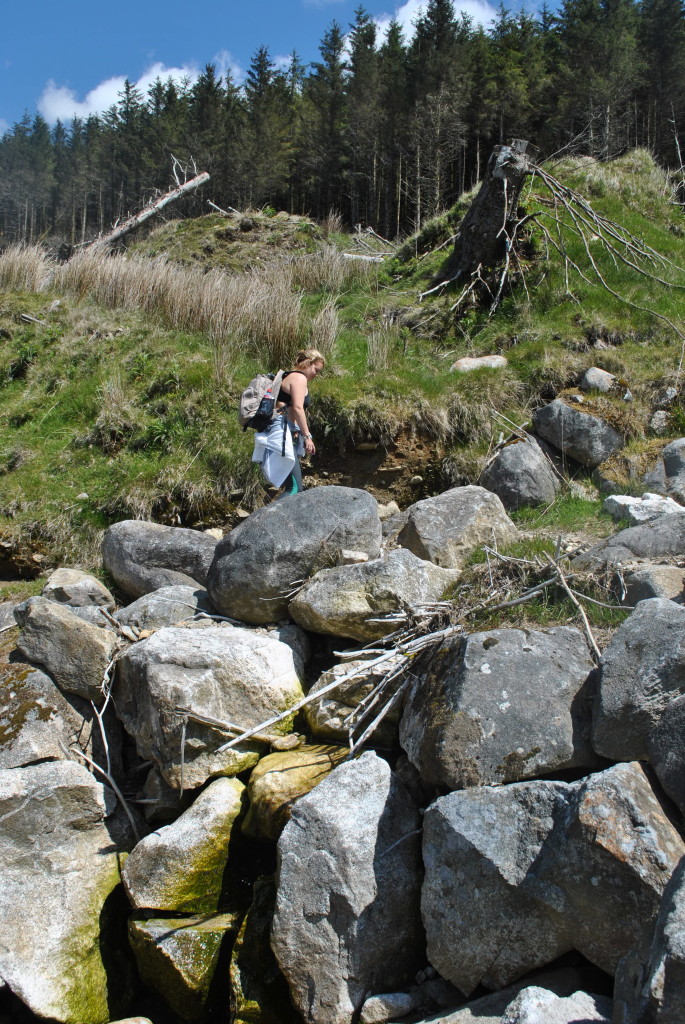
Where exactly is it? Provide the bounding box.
[0,149,683,584]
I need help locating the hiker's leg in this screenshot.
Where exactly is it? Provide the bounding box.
[278,457,303,498]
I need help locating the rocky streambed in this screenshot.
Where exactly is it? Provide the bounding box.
[3,389,685,1024]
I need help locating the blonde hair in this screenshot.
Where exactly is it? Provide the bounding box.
[293,348,326,370]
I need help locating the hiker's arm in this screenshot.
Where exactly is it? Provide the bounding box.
[287,376,315,455]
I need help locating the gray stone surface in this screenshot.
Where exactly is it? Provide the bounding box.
[14,596,118,702]
[102,519,218,599]
[500,986,611,1024]
[533,398,625,468]
[271,751,423,1024]
[662,437,685,503]
[421,762,684,995]
[0,761,125,1023]
[614,564,685,606]
[289,548,459,642]
[129,912,240,1022]
[592,598,685,761]
[360,992,417,1023]
[0,601,18,630]
[648,695,685,816]
[42,567,115,609]
[613,856,685,1024]
[480,437,561,510]
[123,777,245,912]
[116,624,304,789]
[115,585,214,631]
[208,486,382,625]
[305,655,405,748]
[573,513,685,570]
[603,492,683,525]
[395,486,517,568]
[400,626,596,789]
[579,367,619,394]
[0,662,119,771]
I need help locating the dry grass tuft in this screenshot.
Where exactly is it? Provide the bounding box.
[0,244,54,293]
[309,297,340,360]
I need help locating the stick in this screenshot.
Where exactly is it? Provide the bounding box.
[544,554,601,662]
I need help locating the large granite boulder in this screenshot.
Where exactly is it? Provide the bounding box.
[603,492,683,526]
[305,655,405,748]
[533,398,625,468]
[592,598,685,761]
[400,626,596,789]
[613,856,685,1024]
[662,437,685,503]
[271,752,424,1024]
[129,913,240,1022]
[122,777,245,912]
[395,486,517,568]
[289,549,459,641]
[115,585,214,631]
[242,744,348,841]
[573,513,685,570]
[647,694,685,817]
[0,761,126,1023]
[0,662,119,771]
[479,437,561,510]
[614,564,685,606]
[42,567,116,609]
[102,520,218,599]
[116,624,304,789]
[207,486,382,625]
[14,596,118,702]
[422,762,684,995]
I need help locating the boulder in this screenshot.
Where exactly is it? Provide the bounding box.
[579,366,620,394]
[613,564,685,606]
[207,486,382,625]
[613,856,685,1024]
[533,398,624,468]
[115,585,214,631]
[265,622,310,678]
[479,437,560,510]
[360,992,417,1023]
[271,751,424,1024]
[305,655,405,748]
[14,596,118,702]
[451,355,508,372]
[0,601,17,630]
[116,624,304,789]
[122,777,245,912]
[647,695,685,816]
[662,437,685,502]
[400,626,596,789]
[128,912,241,1022]
[0,662,120,771]
[603,492,683,525]
[230,877,301,1024]
[592,598,685,761]
[139,765,192,824]
[421,762,684,995]
[42,567,115,610]
[0,761,125,1023]
[242,744,348,841]
[573,513,685,570]
[499,986,611,1023]
[102,519,218,599]
[395,486,517,569]
[289,549,459,642]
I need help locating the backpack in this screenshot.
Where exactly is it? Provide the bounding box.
[238,369,285,431]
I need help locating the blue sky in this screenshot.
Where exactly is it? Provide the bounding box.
[0,0,506,133]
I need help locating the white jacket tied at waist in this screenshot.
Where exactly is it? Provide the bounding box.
[252,415,305,488]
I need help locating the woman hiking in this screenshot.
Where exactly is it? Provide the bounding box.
[252,348,325,497]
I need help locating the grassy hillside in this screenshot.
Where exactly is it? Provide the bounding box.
[0,150,684,582]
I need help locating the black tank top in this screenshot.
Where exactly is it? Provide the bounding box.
[278,370,311,409]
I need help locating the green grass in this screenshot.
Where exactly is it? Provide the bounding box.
[2,149,685,571]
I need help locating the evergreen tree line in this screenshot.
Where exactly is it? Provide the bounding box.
[2,0,685,246]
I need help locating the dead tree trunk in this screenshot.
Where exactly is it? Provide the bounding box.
[442,139,534,281]
[83,171,210,253]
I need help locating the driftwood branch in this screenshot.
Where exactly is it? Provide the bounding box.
[83,170,210,253]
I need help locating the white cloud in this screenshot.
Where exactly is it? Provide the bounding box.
[0,117,9,134]
[375,0,497,41]
[38,60,205,123]
[214,50,244,83]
